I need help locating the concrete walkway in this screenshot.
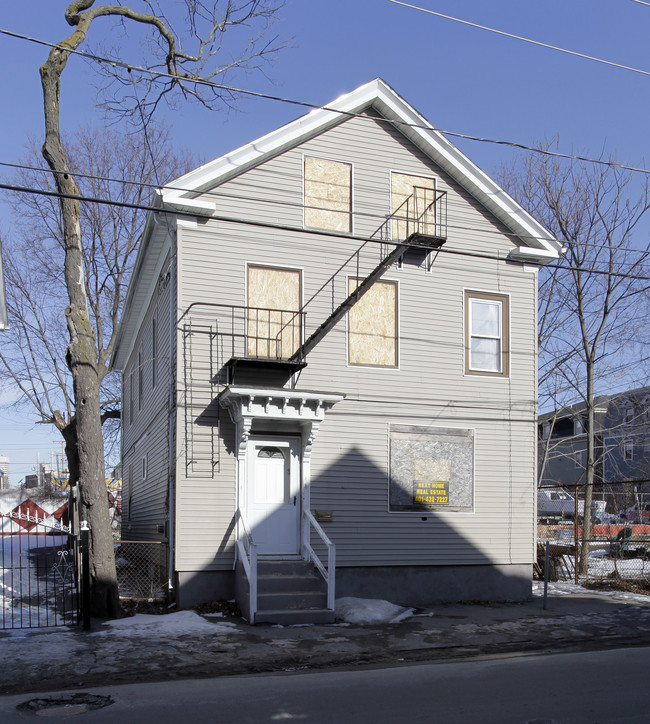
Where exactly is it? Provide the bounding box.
[1,583,649,697]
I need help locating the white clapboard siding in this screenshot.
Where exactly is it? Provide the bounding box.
[167,113,539,571]
[122,257,172,541]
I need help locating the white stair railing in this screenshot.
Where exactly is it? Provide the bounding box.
[236,509,257,623]
[303,510,336,611]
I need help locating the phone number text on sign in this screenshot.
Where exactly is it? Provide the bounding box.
[413,480,449,506]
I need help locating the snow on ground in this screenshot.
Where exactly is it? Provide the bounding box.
[586,550,650,579]
[533,580,650,605]
[95,610,242,637]
[1,534,74,628]
[335,597,414,624]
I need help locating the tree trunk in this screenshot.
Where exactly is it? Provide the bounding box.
[40,38,119,618]
[579,362,595,575]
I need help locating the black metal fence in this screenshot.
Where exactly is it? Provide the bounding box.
[1,513,80,629]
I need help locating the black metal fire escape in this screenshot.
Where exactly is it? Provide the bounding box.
[289,186,447,361]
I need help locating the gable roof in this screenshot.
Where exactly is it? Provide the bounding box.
[113,79,561,370]
[161,78,561,262]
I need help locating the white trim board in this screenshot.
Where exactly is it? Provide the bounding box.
[160,78,561,261]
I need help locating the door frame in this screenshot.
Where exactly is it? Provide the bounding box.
[244,435,302,557]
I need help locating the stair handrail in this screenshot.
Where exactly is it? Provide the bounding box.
[303,509,336,611]
[235,508,257,623]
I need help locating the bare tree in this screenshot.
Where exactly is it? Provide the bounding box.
[501,140,650,573]
[1,123,192,469]
[33,0,284,617]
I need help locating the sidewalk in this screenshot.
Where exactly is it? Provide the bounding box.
[2,582,650,697]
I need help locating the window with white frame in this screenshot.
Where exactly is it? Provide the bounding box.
[138,347,143,411]
[574,450,584,468]
[624,443,634,462]
[152,317,157,389]
[129,372,134,423]
[464,290,509,377]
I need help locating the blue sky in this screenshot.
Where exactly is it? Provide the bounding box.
[0,0,649,485]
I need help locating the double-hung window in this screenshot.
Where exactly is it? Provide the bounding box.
[464,290,509,377]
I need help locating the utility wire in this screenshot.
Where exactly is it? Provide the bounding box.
[1,27,649,178]
[387,1,650,78]
[4,177,650,281]
[4,157,650,259]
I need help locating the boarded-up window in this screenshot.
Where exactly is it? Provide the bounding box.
[347,278,398,367]
[391,172,436,240]
[304,157,352,233]
[247,265,302,359]
[389,425,474,512]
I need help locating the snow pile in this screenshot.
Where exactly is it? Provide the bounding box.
[335,597,414,624]
[96,610,242,637]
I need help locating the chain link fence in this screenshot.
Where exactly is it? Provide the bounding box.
[537,525,650,585]
[114,541,168,601]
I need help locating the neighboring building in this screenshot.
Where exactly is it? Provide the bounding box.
[24,464,54,491]
[112,79,561,622]
[0,456,9,490]
[539,386,650,514]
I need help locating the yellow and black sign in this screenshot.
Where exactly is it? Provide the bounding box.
[413,480,449,506]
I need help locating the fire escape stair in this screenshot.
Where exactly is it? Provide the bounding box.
[290,243,408,362]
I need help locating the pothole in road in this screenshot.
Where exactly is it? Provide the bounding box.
[17,693,114,717]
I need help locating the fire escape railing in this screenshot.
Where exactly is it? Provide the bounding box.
[283,187,447,361]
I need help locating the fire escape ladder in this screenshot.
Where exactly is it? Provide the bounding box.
[288,187,447,362]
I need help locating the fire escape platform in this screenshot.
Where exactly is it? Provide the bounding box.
[405,232,447,250]
[223,357,307,387]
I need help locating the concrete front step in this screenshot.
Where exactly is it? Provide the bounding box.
[254,607,335,625]
[257,559,319,576]
[257,590,327,611]
[252,558,333,624]
[258,573,326,595]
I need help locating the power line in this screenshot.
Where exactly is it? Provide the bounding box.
[387,1,650,78]
[5,155,650,260]
[4,176,650,281]
[1,27,650,178]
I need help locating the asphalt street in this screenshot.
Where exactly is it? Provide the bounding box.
[1,646,648,723]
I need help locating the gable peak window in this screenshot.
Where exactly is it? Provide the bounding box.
[464,290,510,377]
[304,156,352,233]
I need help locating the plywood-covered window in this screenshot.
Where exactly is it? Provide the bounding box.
[347,278,398,368]
[464,290,510,377]
[391,172,436,240]
[304,156,352,233]
[247,265,302,359]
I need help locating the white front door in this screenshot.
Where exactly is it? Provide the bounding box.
[246,438,300,555]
